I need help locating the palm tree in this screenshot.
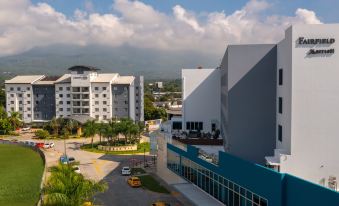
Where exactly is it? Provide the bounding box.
[0,106,8,119]
[65,119,77,137]
[43,164,107,206]
[96,122,106,144]
[83,120,97,148]
[8,111,22,130]
[49,117,60,136]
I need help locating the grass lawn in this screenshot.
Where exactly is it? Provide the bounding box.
[81,142,150,155]
[138,175,170,194]
[0,144,44,206]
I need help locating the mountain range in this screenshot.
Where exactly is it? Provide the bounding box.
[0,44,222,80]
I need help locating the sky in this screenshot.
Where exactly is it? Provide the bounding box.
[0,0,336,57]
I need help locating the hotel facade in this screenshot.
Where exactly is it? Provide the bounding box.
[159,24,339,206]
[5,65,144,123]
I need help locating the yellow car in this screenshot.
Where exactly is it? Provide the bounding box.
[82,202,93,206]
[151,201,171,206]
[127,176,141,187]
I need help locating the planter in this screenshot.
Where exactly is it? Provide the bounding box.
[98,144,138,151]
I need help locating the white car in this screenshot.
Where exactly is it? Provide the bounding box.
[73,166,81,174]
[43,143,54,149]
[121,167,131,175]
[22,127,31,132]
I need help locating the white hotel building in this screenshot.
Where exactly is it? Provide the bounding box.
[5,65,144,123]
[178,24,339,188]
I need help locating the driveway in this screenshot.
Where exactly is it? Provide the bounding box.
[6,134,188,206]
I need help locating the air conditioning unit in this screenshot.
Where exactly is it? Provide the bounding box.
[328,176,337,191]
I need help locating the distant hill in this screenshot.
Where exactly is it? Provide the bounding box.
[0,44,221,79]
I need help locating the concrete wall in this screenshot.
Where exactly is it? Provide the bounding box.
[111,84,129,118]
[182,68,221,133]
[91,82,112,121]
[277,24,339,186]
[220,44,277,164]
[55,83,72,118]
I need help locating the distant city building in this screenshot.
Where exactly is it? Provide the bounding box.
[5,65,144,123]
[155,81,163,89]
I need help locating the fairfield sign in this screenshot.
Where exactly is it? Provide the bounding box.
[298,37,335,55]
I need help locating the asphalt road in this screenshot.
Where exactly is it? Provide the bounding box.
[6,134,184,206]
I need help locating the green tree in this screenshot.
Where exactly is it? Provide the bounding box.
[0,118,12,134]
[8,111,22,130]
[43,164,107,206]
[65,119,77,137]
[83,120,97,148]
[49,117,60,136]
[0,106,7,119]
[35,129,50,139]
[0,88,5,107]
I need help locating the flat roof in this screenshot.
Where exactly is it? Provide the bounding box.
[113,76,135,85]
[55,74,71,83]
[5,75,45,84]
[91,73,118,83]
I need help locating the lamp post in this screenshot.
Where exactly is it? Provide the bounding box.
[143,148,146,167]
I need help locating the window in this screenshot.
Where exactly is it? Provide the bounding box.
[67,108,71,112]
[18,94,22,97]
[27,114,31,118]
[103,108,107,112]
[95,94,99,98]
[95,108,99,112]
[278,68,283,85]
[27,94,30,97]
[10,87,14,91]
[186,121,203,131]
[103,94,106,98]
[27,101,30,104]
[19,107,23,111]
[10,94,14,97]
[36,101,39,105]
[95,87,99,91]
[17,87,21,91]
[59,94,63,98]
[278,125,282,142]
[113,87,117,90]
[102,87,106,90]
[95,115,99,119]
[278,97,283,114]
[103,101,107,105]
[10,101,14,104]
[27,107,31,111]
[27,87,30,91]
[59,87,63,91]
[103,115,107,120]
[66,87,70,91]
[19,101,22,104]
[95,101,99,105]
[59,101,63,105]
[59,108,63,111]
[115,108,118,111]
[67,94,71,98]
[67,101,70,105]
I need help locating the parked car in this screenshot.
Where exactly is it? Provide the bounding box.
[127,176,141,187]
[22,127,31,131]
[28,141,36,147]
[60,155,68,164]
[151,202,171,206]
[121,166,131,176]
[43,142,55,149]
[68,157,75,164]
[73,166,81,174]
[35,142,44,148]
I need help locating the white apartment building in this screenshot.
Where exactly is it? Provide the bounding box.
[177,24,339,188]
[5,65,144,123]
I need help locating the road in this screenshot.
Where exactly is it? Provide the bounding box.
[7,134,185,206]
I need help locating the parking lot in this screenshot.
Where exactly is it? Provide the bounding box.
[2,134,189,206]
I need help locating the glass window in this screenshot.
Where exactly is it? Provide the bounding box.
[278,125,282,142]
[102,87,106,90]
[279,68,283,85]
[278,97,283,114]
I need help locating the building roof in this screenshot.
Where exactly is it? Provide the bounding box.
[33,76,61,85]
[92,73,118,83]
[55,74,71,84]
[113,76,135,85]
[5,75,45,84]
[68,65,100,72]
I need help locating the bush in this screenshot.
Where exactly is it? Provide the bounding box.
[34,129,49,139]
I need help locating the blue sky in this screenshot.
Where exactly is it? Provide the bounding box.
[32,0,339,23]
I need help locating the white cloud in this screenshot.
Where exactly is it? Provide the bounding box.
[0,0,322,57]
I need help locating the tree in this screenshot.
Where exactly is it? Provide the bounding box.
[65,119,77,137]
[43,164,107,206]
[96,123,106,143]
[0,118,11,135]
[8,111,22,130]
[0,106,7,119]
[49,117,60,136]
[35,129,50,139]
[83,120,97,148]
[0,88,5,107]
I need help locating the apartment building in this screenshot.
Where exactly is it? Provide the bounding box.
[5,65,144,123]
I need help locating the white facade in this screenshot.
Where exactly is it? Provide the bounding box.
[182,68,221,133]
[267,24,339,187]
[5,66,144,123]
